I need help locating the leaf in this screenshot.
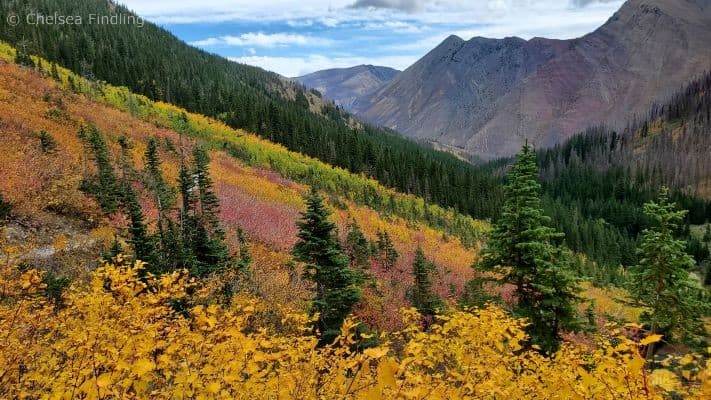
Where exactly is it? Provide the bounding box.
[640,334,663,345]
[206,382,221,394]
[133,359,155,377]
[96,373,112,388]
[364,347,388,359]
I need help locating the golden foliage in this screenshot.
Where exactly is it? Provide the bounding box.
[1,259,707,399]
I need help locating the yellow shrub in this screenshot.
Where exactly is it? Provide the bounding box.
[1,258,707,399]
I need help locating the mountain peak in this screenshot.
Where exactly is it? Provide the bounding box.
[354,0,711,159]
[295,65,399,111]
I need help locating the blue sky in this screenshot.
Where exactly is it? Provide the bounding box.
[119,0,625,77]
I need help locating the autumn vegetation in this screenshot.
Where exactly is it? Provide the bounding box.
[0,36,710,399]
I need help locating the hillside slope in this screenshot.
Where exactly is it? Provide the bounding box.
[356,0,711,159]
[296,65,399,111]
[0,0,503,222]
[0,43,485,329]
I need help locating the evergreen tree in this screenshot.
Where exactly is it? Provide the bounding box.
[376,230,399,272]
[0,193,11,221]
[191,147,231,276]
[123,183,158,269]
[475,143,581,354]
[410,247,443,319]
[38,131,58,154]
[177,154,197,271]
[703,224,711,243]
[344,220,370,269]
[292,188,362,346]
[628,187,708,357]
[14,47,35,68]
[50,62,60,81]
[144,137,175,211]
[144,137,176,272]
[102,236,123,261]
[81,127,120,213]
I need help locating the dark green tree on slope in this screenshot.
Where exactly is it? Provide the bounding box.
[190,147,231,276]
[475,143,581,354]
[292,189,362,346]
[410,247,444,320]
[628,187,708,358]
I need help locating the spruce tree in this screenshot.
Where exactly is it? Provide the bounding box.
[144,137,176,272]
[292,188,362,346]
[123,183,158,269]
[177,153,198,271]
[475,143,581,354]
[628,187,708,356]
[191,147,231,276]
[81,127,120,213]
[38,131,58,154]
[50,62,60,81]
[410,247,443,318]
[344,220,370,269]
[102,236,124,261]
[0,193,12,220]
[376,230,399,271]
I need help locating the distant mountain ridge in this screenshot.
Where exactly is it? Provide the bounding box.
[295,65,399,111]
[343,0,711,159]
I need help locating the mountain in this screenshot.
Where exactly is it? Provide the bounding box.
[355,0,711,160]
[295,65,399,111]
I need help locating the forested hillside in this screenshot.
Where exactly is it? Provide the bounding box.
[1,41,710,399]
[0,0,503,221]
[530,71,711,282]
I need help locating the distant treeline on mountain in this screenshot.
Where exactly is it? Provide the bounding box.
[530,71,711,277]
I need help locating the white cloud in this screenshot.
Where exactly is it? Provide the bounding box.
[349,0,424,13]
[362,20,424,33]
[117,0,627,73]
[230,54,417,77]
[190,32,334,48]
[119,0,624,35]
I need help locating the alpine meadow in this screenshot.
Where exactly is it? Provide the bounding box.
[1,0,710,398]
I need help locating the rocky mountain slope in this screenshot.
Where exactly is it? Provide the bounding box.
[295,65,399,111]
[355,0,711,160]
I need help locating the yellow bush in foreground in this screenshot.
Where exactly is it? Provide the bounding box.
[1,258,708,399]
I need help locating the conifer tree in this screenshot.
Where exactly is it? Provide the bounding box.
[292,188,362,346]
[144,137,176,212]
[376,230,399,271]
[38,131,58,154]
[344,220,370,269]
[475,143,581,354]
[191,147,231,276]
[102,236,124,261]
[177,152,198,271]
[50,62,60,81]
[81,127,120,213]
[144,137,176,272]
[410,247,443,318]
[0,193,11,220]
[628,187,708,356]
[123,183,158,269]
